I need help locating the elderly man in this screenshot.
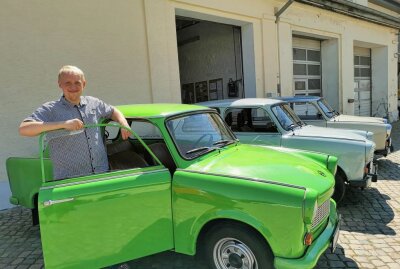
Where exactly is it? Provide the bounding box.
[19,65,130,180]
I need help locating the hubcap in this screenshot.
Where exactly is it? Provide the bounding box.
[213,237,258,269]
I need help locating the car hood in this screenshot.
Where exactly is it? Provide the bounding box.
[293,125,368,141]
[334,114,386,124]
[185,144,334,194]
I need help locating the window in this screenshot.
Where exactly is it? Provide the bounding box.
[293,47,321,96]
[291,102,322,120]
[225,108,278,133]
[166,112,236,159]
[105,121,164,171]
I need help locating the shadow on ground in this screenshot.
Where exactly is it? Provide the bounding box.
[338,185,395,236]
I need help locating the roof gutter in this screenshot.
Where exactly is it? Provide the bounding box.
[369,0,400,14]
[294,0,400,29]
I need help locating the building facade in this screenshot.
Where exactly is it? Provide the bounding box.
[0,0,399,209]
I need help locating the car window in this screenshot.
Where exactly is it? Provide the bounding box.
[104,121,163,172]
[271,104,303,131]
[291,102,322,120]
[41,122,158,182]
[166,112,236,159]
[318,99,336,118]
[225,108,278,133]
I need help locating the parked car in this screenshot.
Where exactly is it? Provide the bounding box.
[198,98,377,203]
[278,96,393,156]
[7,104,340,269]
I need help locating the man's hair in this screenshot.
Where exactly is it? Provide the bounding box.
[58,65,85,81]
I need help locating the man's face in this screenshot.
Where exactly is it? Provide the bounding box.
[58,72,86,104]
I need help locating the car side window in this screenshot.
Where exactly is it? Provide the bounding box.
[105,120,164,172]
[225,108,278,133]
[292,102,322,120]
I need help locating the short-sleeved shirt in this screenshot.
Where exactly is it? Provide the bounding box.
[24,96,114,180]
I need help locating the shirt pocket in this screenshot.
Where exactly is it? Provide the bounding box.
[84,109,98,124]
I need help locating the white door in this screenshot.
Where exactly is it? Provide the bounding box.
[293,37,322,96]
[354,47,371,116]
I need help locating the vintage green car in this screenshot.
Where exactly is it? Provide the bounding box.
[7,104,340,269]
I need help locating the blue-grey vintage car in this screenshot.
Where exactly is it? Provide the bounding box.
[198,98,377,202]
[278,96,393,156]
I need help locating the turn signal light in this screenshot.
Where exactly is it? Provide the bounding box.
[364,166,369,175]
[304,233,313,246]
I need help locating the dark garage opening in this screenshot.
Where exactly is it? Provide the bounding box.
[176,17,244,104]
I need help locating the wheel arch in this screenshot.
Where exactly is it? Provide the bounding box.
[336,166,348,183]
[195,218,275,258]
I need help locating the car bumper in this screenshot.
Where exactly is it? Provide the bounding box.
[274,200,340,269]
[375,137,393,157]
[349,162,378,188]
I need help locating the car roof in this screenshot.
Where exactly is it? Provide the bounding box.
[116,104,211,118]
[277,96,322,102]
[197,98,284,108]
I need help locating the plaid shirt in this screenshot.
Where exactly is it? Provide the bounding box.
[24,96,114,180]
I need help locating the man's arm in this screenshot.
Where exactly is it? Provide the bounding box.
[110,108,130,140]
[19,119,84,137]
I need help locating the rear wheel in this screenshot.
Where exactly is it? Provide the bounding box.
[31,195,39,226]
[203,223,274,269]
[332,172,346,203]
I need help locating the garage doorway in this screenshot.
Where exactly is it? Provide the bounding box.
[292,37,322,97]
[176,17,244,104]
[354,47,371,116]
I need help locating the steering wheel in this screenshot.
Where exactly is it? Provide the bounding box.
[192,134,213,148]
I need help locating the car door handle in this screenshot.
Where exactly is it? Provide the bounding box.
[43,198,74,207]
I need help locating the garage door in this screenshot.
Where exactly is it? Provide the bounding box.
[292,37,321,96]
[354,47,371,116]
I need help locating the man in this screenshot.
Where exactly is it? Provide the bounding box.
[19,65,130,180]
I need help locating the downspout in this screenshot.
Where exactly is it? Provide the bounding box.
[275,0,295,96]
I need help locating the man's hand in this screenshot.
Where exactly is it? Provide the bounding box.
[64,119,84,131]
[120,123,131,140]
[111,108,131,140]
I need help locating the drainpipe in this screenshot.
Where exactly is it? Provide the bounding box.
[275,0,295,97]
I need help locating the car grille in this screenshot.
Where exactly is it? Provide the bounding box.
[312,199,330,229]
[369,143,376,162]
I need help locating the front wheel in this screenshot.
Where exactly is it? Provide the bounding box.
[203,224,274,269]
[332,172,346,203]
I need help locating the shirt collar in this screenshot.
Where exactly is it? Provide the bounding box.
[60,96,87,108]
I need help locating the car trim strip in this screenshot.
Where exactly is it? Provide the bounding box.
[177,169,306,190]
[39,168,169,190]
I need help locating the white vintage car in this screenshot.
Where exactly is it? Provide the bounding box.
[279,96,393,156]
[198,98,377,203]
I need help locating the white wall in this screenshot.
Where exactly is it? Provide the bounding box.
[276,1,398,120]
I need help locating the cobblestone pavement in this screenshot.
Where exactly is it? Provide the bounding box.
[1,122,400,269]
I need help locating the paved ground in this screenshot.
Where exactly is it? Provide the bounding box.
[1,122,400,269]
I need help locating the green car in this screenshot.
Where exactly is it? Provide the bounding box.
[7,104,340,269]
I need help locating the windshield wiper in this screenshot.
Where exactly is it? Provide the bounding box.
[186,147,216,155]
[286,123,296,131]
[296,121,304,127]
[328,110,339,117]
[212,140,235,147]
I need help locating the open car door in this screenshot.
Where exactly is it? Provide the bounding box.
[38,124,174,269]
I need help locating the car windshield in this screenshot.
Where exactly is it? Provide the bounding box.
[166,112,237,159]
[271,104,303,131]
[318,98,338,119]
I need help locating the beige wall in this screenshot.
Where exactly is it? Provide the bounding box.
[0,0,398,208]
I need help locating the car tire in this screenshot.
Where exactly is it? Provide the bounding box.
[333,172,346,203]
[203,223,274,269]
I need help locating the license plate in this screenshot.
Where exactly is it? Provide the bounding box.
[331,214,341,253]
